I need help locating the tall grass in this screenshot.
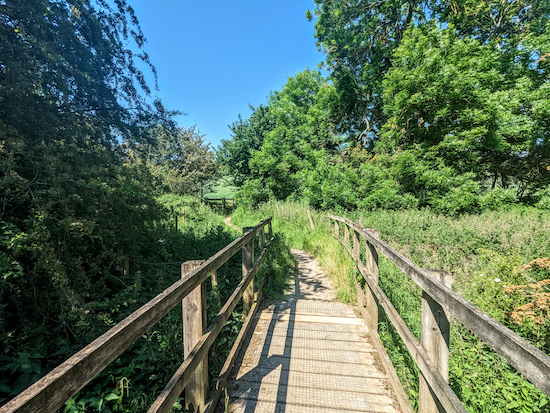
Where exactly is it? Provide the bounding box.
[347,207,550,412]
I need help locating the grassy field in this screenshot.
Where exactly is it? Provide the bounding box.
[203,176,238,200]
[232,201,550,413]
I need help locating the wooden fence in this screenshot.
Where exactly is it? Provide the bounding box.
[203,198,234,210]
[329,214,550,413]
[1,218,274,413]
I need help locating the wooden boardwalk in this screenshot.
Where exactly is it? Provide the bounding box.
[223,250,402,413]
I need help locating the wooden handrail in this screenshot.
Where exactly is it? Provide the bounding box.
[329,215,550,401]
[148,236,274,412]
[1,218,273,413]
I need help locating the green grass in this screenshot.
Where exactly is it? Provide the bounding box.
[204,176,238,199]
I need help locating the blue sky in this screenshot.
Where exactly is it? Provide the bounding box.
[130,0,325,148]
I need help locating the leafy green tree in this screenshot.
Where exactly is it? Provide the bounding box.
[217,104,274,186]
[308,0,428,143]
[380,23,550,196]
[138,126,219,196]
[0,0,179,404]
[238,69,340,206]
[434,0,550,45]
[308,0,550,148]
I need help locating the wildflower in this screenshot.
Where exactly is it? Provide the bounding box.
[494,278,501,282]
[158,239,165,243]
[472,283,476,286]
[479,273,484,277]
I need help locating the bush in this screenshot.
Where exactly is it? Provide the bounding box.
[480,187,519,210]
[535,187,550,210]
[234,179,272,209]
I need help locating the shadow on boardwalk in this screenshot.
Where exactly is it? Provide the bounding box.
[221,250,401,413]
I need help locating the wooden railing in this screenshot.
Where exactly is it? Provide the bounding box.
[203,197,234,209]
[1,218,274,413]
[329,214,550,413]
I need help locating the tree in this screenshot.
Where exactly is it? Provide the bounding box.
[433,0,550,45]
[140,126,219,196]
[308,0,428,144]
[307,0,550,148]
[0,0,177,223]
[380,23,550,195]
[217,104,274,186]
[237,69,341,206]
[0,0,178,402]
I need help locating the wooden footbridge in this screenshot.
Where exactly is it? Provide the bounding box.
[2,216,550,413]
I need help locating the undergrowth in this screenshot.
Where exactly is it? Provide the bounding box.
[5,196,548,412]
[0,195,293,412]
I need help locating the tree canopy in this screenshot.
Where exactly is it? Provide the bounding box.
[221,0,550,214]
[0,1,217,406]
[138,126,219,196]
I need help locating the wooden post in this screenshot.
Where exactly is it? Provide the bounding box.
[364,229,379,329]
[242,227,255,318]
[418,270,452,413]
[259,227,266,250]
[175,213,178,231]
[222,198,226,210]
[256,227,266,302]
[117,249,129,276]
[182,260,208,413]
[268,221,273,240]
[307,209,315,230]
[353,230,360,261]
[344,223,350,246]
[210,269,221,307]
[334,220,339,238]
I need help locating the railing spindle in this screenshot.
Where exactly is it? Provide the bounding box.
[365,229,380,328]
[344,223,350,247]
[353,229,360,260]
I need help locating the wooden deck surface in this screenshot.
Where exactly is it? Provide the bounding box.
[222,250,402,413]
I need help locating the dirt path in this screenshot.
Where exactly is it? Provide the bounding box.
[223,215,239,230]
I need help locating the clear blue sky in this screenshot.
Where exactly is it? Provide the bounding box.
[130,0,325,148]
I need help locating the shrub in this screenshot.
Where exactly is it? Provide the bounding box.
[234,179,272,209]
[480,187,518,210]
